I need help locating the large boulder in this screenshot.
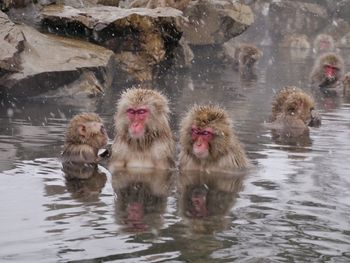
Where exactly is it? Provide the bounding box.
[0,11,26,77]
[0,12,115,97]
[178,0,254,46]
[40,5,183,81]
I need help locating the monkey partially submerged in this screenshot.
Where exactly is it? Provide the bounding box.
[61,113,109,165]
[313,34,335,54]
[233,43,262,76]
[269,86,321,137]
[109,88,175,171]
[178,104,249,173]
[310,53,344,94]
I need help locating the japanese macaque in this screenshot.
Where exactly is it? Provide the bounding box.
[109,88,175,171]
[112,169,172,232]
[61,113,109,164]
[233,44,263,76]
[178,105,249,173]
[281,34,311,49]
[178,171,245,233]
[313,34,335,54]
[310,52,344,92]
[269,86,321,137]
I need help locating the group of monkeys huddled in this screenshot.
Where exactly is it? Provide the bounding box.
[61,34,350,175]
[61,88,249,174]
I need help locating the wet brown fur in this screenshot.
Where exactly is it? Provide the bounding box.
[270,86,319,130]
[313,34,335,54]
[233,44,262,74]
[179,105,248,173]
[62,113,108,164]
[281,34,310,49]
[310,52,344,88]
[110,88,175,171]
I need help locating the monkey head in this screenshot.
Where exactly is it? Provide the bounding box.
[239,45,263,68]
[180,105,235,162]
[314,34,335,53]
[115,88,170,140]
[65,113,108,149]
[319,53,344,83]
[282,92,320,127]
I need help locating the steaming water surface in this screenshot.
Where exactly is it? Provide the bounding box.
[0,47,350,262]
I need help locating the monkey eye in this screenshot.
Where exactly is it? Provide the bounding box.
[201,130,213,136]
[191,128,214,137]
[136,109,147,115]
[127,109,136,115]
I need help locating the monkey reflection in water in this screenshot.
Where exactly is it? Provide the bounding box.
[62,162,107,201]
[112,169,172,232]
[178,171,245,234]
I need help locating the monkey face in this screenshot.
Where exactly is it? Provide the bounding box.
[191,126,214,159]
[126,107,149,139]
[323,64,339,81]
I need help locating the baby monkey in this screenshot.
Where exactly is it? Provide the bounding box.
[310,52,344,91]
[270,86,321,132]
[179,105,248,173]
[61,113,109,164]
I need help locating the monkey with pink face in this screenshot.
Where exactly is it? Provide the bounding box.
[109,88,175,171]
[178,105,249,174]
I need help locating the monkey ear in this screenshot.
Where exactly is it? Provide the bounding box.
[78,124,87,137]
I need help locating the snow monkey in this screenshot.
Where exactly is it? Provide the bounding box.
[109,88,175,171]
[178,104,249,173]
[233,43,263,75]
[270,86,321,132]
[310,52,344,91]
[61,113,109,164]
[313,34,335,54]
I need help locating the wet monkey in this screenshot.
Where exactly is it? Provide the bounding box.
[313,34,335,54]
[310,52,344,91]
[233,43,262,75]
[270,86,321,131]
[109,88,175,171]
[61,113,109,164]
[178,104,248,173]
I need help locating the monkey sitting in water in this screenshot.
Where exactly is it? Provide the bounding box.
[313,34,335,54]
[269,86,321,137]
[232,43,263,76]
[109,88,175,171]
[310,52,344,94]
[61,113,109,166]
[178,104,249,174]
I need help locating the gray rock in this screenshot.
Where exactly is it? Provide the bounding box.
[40,5,183,81]
[0,11,26,77]
[178,0,254,45]
[0,15,115,97]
